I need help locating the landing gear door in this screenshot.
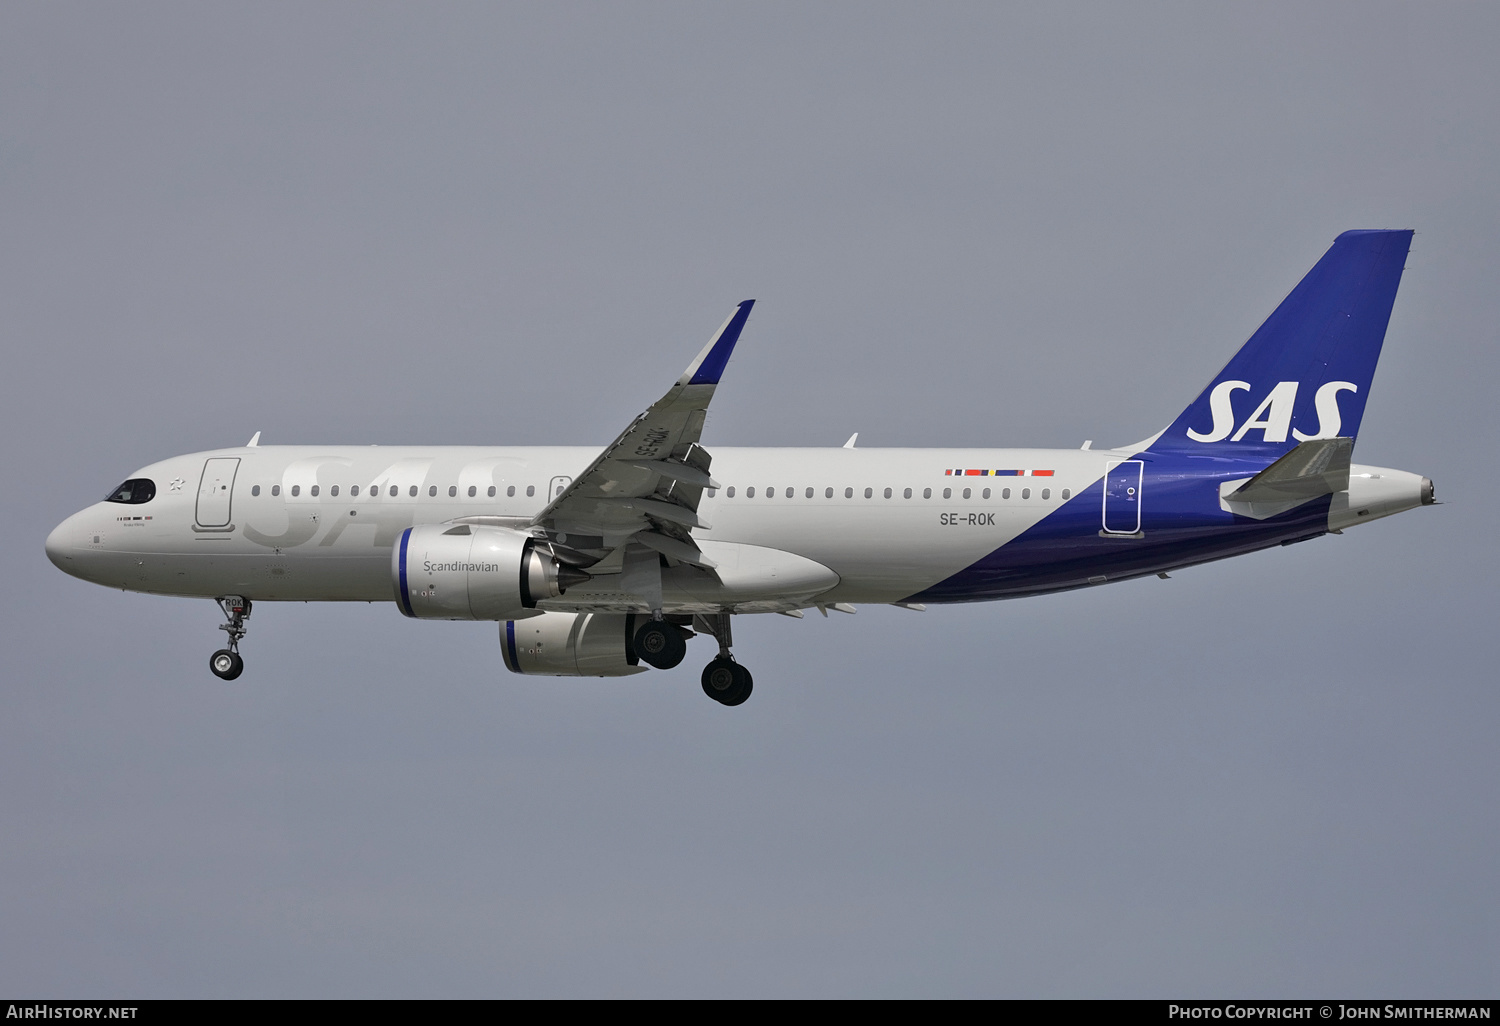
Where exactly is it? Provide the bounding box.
[196,458,240,528]
[1102,460,1143,535]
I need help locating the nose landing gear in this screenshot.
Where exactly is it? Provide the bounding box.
[209,596,250,681]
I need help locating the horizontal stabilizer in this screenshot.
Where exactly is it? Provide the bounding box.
[1220,437,1353,520]
[1227,436,1352,502]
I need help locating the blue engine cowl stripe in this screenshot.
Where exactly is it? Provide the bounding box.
[503,621,521,673]
[397,527,416,618]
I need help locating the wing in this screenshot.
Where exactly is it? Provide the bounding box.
[531,301,754,570]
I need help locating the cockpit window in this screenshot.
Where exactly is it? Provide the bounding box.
[104,479,156,504]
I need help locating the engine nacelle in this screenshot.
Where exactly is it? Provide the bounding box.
[394,524,585,620]
[501,612,646,676]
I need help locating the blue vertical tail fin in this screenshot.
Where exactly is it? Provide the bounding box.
[1148,229,1412,457]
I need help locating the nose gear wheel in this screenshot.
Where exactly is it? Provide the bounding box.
[210,649,244,680]
[210,596,251,680]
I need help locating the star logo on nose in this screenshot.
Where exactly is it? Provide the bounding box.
[168,478,185,491]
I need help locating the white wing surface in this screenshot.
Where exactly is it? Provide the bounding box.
[531,301,754,572]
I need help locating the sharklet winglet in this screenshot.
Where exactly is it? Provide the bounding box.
[679,300,755,387]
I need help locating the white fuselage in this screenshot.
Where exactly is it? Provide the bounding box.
[45,443,1425,610]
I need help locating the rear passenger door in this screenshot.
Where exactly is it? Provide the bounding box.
[1102,460,1142,535]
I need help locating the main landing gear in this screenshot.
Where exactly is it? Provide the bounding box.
[209,595,250,681]
[701,657,752,707]
[697,611,752,707]
[633,616,688,670]
[630,610,754,706]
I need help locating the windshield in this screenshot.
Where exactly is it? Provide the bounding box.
[104,479,156,504]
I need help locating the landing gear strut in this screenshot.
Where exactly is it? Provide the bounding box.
[209,595,250,681]
[699,611,752,706]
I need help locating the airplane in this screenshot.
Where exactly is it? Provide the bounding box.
[45,229,1434,707]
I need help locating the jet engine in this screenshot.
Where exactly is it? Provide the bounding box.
[501,611,646,676]
[394,524,587,620]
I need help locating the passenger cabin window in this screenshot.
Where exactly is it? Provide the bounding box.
[786,487,793,498]
[449,486,457,497]
[825,487,834,498]
[488,486,496,497]
[962,487,971,499]
[350,485,359,496]
[507,485,515,497]
[331,485,339,496]
[727,486,735,497]
[845,487,853,498]
[429,486,437,497]
[923,487,931,498]
[982,487,990,499]
[805,487,813,498]
[251,485,261,497]
[468,485,477,497]
[1042,488,1051,500]
[1002,488,1011,499]
[104,479,156,504]
[1062,488,1071,500]
[389,485,398,497]
[1022,488,1031,499]
[864,488,873,499]
[883,487,892,499]
[526,485,535,497]
[903,487,912,499]
[747,487,756,498]
[291,485,301,497]
[707,488,717,498]
[310,485,319,497]
[409,486,417,497]
[272,485,281,497]
[943,487,951,499]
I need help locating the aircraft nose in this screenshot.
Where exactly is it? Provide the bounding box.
[45,514,82,571]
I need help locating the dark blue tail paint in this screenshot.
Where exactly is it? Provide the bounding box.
[909,231,1412,604]
[1153,229,1411,459]
[909,459,1332,603]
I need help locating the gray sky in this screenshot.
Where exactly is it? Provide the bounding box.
[2,2,1496,997]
